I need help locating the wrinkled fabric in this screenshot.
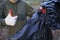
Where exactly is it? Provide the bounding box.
[10,1,60,40]
[10,11,52,40]
[9,1,60,40]
[41,1,60,29]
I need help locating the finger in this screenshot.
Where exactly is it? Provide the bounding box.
[9,9,13,16]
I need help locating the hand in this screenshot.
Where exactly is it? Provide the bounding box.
[5,9,18,26]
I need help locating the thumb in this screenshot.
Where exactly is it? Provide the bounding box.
[8,9,13,16]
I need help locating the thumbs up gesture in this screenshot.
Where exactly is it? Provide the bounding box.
[5,9,18,26]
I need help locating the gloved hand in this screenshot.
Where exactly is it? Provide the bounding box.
[5,9,18,26]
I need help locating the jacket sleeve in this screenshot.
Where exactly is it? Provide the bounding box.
[25,3,35,17]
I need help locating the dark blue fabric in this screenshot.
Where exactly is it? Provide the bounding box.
[10,11,40,40]
[10,1,60,40]
[41,1,60,29]
[10,10,52,40]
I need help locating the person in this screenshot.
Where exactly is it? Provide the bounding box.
[10,0,60,40]
[0,0,34,40]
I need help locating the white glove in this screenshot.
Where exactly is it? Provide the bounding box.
[5,9,18,26]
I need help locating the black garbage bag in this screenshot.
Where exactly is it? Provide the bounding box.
[9,1,60,40]
[9,11,53,40]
